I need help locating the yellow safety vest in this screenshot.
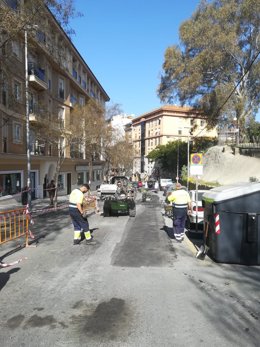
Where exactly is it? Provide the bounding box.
[69,189,83,208]
[168,189,191,209]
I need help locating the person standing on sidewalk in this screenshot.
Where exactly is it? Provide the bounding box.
[167,183,191,242]
[47,180,56,206]
[69,184,96,245]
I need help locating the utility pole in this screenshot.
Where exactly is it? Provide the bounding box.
[24,28,31,210]
[176,141,179,183]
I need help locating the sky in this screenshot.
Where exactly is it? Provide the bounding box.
[69,0,201,117]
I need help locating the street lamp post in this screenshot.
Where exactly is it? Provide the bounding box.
[187,134,190,190]
[24,28,31,210]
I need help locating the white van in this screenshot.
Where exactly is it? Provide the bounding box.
[160,178,173,191]
[187,190,207,231]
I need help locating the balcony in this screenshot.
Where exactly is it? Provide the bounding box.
[28,62,48,91]
[31,141,46,156]
[29,103,40,123]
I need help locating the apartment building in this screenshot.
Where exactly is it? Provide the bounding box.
[131,105,218,175]
[0,1,109,198]
[109,114,134,138]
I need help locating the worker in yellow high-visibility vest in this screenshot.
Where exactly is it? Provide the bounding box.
[69,183,96,245]
[167,183,192,242]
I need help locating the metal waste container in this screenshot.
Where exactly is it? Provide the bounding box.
[203,182,260,265]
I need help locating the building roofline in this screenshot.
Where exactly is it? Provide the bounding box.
[133,105,203,124]
[45,6,110,101]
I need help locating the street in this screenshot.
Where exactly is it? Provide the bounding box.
[0,192,260,347]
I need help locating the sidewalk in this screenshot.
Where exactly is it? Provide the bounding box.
[0,195,69,213]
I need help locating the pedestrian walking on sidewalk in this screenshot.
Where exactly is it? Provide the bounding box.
[69,183,96,245]
[167,183,191,242]
[47,180,56,206]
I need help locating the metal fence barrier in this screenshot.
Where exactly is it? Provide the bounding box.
[0,208,29,247]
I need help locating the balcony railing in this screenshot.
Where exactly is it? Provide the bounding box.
[28,62,48,90]
[31,142,46,156]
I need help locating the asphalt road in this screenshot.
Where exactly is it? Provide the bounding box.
[0,192,260,347]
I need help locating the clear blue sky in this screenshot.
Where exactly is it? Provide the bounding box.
[70,0,201,117]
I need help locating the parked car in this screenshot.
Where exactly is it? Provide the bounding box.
[187,190,207,231]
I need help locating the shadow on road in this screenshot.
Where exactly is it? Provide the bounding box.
[186,230,204,249]
[0,268,20,291]
[160,225,175,239]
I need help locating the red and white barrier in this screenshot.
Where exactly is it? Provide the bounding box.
[214,213,221,234]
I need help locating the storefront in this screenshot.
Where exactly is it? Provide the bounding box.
[75,165,103,190]
[0,170,38,199]
[0,171,23,196]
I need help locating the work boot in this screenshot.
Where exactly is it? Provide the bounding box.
[73,239,80,245]
[85,238,97,245]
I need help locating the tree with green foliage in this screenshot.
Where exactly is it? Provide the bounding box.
[148,137,218,179]
[245,119,260,143]
[158,0,260,134]
[147,141,188,179]
[192,136,218,153]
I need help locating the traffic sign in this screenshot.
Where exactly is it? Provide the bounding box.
[190,153,203,176]
[191,153,203,165]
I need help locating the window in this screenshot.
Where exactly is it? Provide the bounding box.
[48,98,52,114]
[1,79,8,106]
[14,80,22,101]
[96,170,101,181]
[12,40,21,59]
[201,120,205,127]
[77,172,84,185]
[3,118,8,153]
[36,30,46,44]
[58,107,65,128]
[79,96,85,107]
[29,92,36,113]
[72,68,77,80]
[5,0,19,10]
[0,172,22,196]
[59,137,65,157]
[47,66,52,91]
[58,174,64,190]
[70,94,77,106]
[178,129,182,135]
[13,122,22,143]
[58,78,65,99]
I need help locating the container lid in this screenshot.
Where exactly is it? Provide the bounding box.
[202,182,260,203]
